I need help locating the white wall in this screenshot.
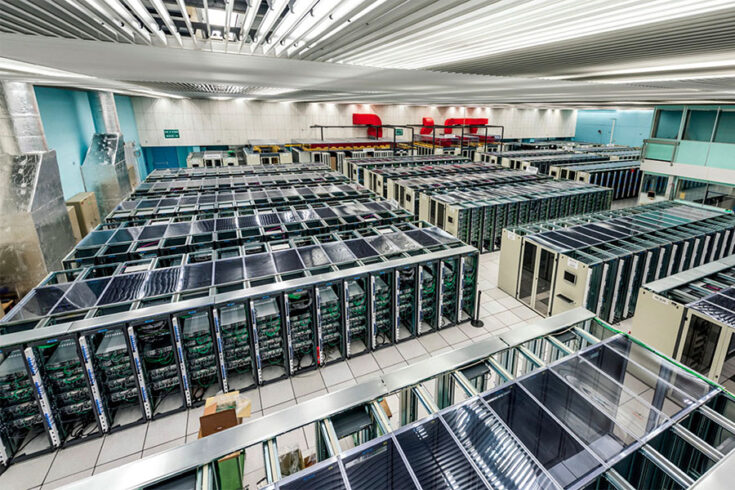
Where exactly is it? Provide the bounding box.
[132,97,577,146]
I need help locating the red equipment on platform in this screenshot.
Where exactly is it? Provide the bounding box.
[352,113,383,138]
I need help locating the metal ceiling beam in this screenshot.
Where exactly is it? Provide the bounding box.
[149,0,184,46]
[38,0,118,42]
[119,0,163,45]
[62,0,129,43]
[223,0,234,50]
[7,0,98,41]
[303,0,469,62]
[176,0,200,47]
[0,4,70,39]
[237,0,260,52]
[79,0,140,44]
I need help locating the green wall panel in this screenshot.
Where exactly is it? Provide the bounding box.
[705,144,735,169]
[674,141,709,166]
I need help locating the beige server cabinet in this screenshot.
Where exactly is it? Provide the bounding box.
[388,178,421,214]
[630,289,686,357]
[499,230,603,318]
[497,230,571,317]
[633,294,735,390]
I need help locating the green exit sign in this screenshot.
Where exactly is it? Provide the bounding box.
[164,129,180,139]
[395,128,404,136]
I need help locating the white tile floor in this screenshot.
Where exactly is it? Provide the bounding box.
[0,252,544,490]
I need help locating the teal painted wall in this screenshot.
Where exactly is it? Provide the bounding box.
[574,110,654,147]
[34,87,147,199]
[34,86,96,199]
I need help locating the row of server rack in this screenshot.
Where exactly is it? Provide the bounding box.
[63,199,414,269]
[144,163,331,181]
[0,163,480,470]
[549,160,643,201]
[107,183,375,223]
[362,161,498,198]
[420,180,613,252]
[383,168,548,215]
[131,170,348,197]
[342,154,469,185]
[478,149,643,200]
[498,201,735,323]
[633,255,735,390]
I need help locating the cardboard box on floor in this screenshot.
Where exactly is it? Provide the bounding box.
[66,192,101,237]
[198,391,252,490]
[66,205,82,243]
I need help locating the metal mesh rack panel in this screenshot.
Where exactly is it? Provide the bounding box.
[145,163,331,181]
[107,184,375,223]
[132,171,349,197]
[62,200,414,269]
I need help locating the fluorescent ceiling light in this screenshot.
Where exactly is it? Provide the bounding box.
[334,0,735,69]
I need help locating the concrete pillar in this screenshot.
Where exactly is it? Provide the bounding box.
[0,81,48,155]
[89,91,121,134]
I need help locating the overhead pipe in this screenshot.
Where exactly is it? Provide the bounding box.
[352,113,383,138]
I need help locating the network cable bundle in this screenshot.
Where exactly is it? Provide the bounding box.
[389,169,551,215]
[64,199,413,269]
[420,180,612,252]
[132,171,349,197]
[88,329,147,429]
[549,160,643,200]
[343,154,470,185]
[498,201,735,323]
[0,348,53,465]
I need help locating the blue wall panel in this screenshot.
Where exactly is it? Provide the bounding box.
[574,110,654,147]
[34,87,147,199]
[34,86,96,199]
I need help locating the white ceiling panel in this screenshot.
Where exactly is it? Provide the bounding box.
[0,1,734,106]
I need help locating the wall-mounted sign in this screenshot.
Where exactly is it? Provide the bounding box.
[395,128,404,136]
[164,129,180,139]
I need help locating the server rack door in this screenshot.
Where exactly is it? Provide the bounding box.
[533,247,557,316]
[130,318,187,417]
[417,262,439,335]
[81,326,147,432]
[215,302,256,392]
[250,296,288,384]
[344,277,370,358]
[174,309,221,406]
[460,254,479,322]
[679,315,723,378]
[396,265,419,342]
[608,255,631,324]
[0,346,55,466]
[28,337,103,445]
[517,241,537,309]
[371,270,395,350]
[285,287,318,374]
[316,282,345,365]
[439,257,461,328]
